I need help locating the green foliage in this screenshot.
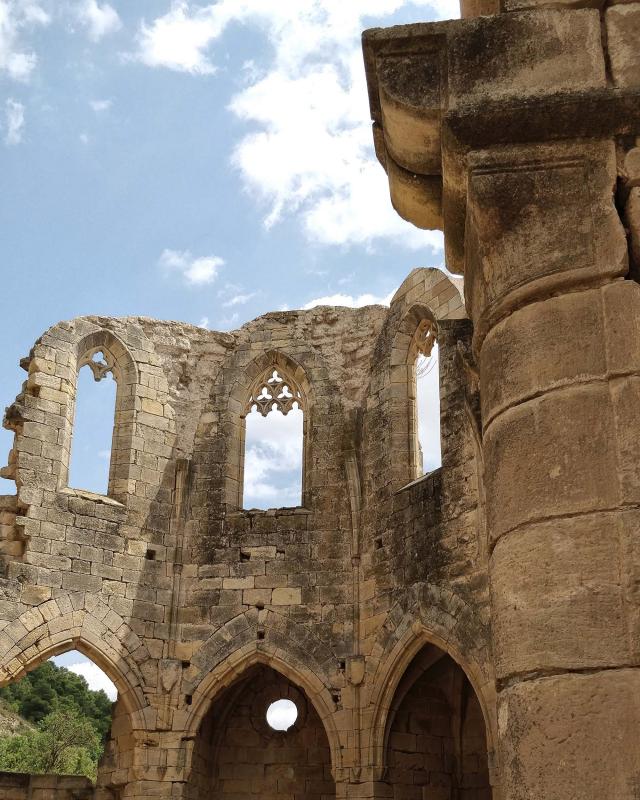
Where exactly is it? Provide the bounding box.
[0,710,101,781]
[0,659,115,782]
[0,659,113,738]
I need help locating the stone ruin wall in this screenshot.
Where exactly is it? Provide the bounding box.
[0,268,496,799]
[0,773,94,800]
[360,0,640,795]
[1,0,638,792]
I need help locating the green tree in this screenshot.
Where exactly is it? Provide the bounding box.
[0,710,101,781]
[0,659,113,737]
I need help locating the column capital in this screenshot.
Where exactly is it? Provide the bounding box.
[363,9,639,277]
[464,139,627,348]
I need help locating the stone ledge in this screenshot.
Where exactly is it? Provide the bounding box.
[57,486,125,508]
[227,507,312,518]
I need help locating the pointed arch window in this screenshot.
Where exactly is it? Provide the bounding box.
[241,367,306,510]
[68,349,117,496]
[0,649,117,781]
[410,318,441,477]
[63,332,137,504]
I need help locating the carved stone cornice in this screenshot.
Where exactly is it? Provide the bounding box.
[362,9,638,276]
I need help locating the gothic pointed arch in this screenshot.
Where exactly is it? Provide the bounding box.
[64,328,138,502]
[185,607,337,703]
[365,583,496,778]
[184,645,341,768]
[366,268,466,491]
[182,645,342,800]
[224,349,314,509]
[0,594,148,724]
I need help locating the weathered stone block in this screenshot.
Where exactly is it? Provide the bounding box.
[606,4,640,87]
[499,671,640,799]
[271,587,302,605]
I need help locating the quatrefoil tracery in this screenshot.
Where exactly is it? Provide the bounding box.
[78,349,115,382]
[414,319,436,359]
[413,319,437,379]
[246,369,303,417]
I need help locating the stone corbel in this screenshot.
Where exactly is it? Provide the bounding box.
[363,11,638,276]
[363,29,447,232]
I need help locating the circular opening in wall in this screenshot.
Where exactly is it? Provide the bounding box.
[266,698,298,731]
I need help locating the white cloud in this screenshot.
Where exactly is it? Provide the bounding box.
[218,311,239,330]
[135,2,222,74]
[303,290,393,310]
[133,1,458,250]
[224,292,256,307]
[79,131,89,144]
[65,660,118,701]
[198,316,210,329]
[4,98,24,145]
[244,406,303,508]
[90,98,112,112]
[98,448,110,460]
[76,0,121,42]
[159,248,223,286]
[0,0,50,81]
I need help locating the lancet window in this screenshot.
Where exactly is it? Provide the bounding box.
[68,349,118,496]
[241,368,305,510]
[410,318,441,477]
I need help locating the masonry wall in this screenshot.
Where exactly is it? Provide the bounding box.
[0,772,94,800]
[0,268,494,798]
[188,665,334,800]
[387,652,491,800]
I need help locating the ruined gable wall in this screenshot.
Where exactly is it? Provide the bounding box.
[358,271,491,735]
[0,268,493,795]
[0,773,94,800]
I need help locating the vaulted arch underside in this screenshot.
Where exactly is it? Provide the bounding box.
[186,663,336,800]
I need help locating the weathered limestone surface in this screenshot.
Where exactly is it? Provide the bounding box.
[0,269,495,799]
[0,772,93,800]
[364,0,640,798]
[2,0,637,793]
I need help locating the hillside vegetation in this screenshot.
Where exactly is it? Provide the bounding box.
[0,660,114,781]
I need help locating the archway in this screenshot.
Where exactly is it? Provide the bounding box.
[0,609,149,798]
[186,662,336,800]
[383,642,492,799]
[0,648,121,787]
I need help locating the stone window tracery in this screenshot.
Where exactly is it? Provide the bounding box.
[78,349,116,383]
[245,369,304,417]
[412,318,437,363]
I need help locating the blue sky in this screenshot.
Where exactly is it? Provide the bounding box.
[0,0,457,690]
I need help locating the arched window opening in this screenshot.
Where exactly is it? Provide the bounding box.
[242,369,304,510]
[187,664,335,800]
[0,650,117,784]
[68,351,117,495]
[386,644,492,799]
[412,319,441,476]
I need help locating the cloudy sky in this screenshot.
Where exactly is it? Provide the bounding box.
[1,0,456,693]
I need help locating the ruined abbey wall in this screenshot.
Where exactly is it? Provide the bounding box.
[0,268,497,799]
[1,0,639,793]
[0,773,94,800]
[361,0,640,795]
